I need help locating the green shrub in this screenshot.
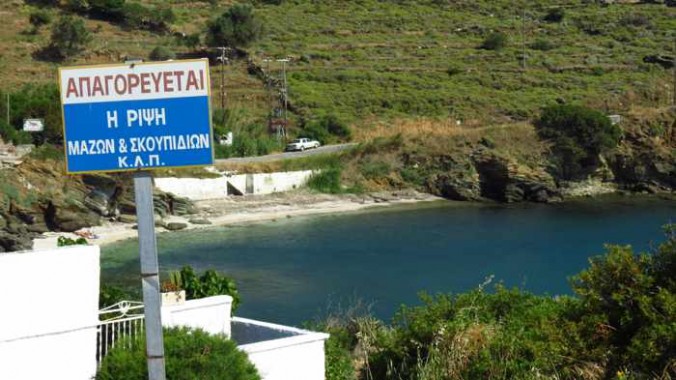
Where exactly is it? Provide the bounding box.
[25,0,59,5]
[29,10,52,29]
[28,144,64,161]
[177,266,241,312]
[8,84,63,144]
[543,8,564,23]
[535,104,620,180]
[569,225,676,377]
[66,0,90,13]
[307,167,342,194]
[89,0,126,22]
[325,333,356,380]
[207,4,262,48]
[480,32,507,51]
[301,114,352,144]
[49,15,91,59]
[359,160,391,180]
[57,236,88,247]
[0,120,32,145]
[529,38,556,51]
[232,135,257,157]
[178,33,201,49]
[99,284,135,308]
[149,46,175,61]
[97,327,260,380]
[446,65,462,76]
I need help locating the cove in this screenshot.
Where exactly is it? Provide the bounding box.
[102,197,675,325]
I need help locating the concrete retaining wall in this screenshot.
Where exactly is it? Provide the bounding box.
[234,317,329,380]
[0,246,100,380]
[162,295,233,337]
[155,170,314,199]
[154,177,229,200]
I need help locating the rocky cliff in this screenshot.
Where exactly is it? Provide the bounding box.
[0,157,197,252]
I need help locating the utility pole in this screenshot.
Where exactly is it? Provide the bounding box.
[277,58,290,139]
[216,47,230,124]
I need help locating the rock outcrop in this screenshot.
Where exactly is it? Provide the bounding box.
[420,149,560,203]
[0,158,200,252]
[606,109,675,193]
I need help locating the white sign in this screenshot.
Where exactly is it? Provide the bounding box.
[23,119,44,132]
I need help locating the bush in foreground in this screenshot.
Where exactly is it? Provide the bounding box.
[97,327,260,380]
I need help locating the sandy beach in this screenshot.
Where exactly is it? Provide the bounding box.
[32,190,442,251]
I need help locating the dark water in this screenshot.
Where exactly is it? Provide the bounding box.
[102,196,675,326]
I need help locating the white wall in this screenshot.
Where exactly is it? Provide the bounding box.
[228,170,314,196]
[235,317,329,380]
[156,170,314,199]
[155,177,228,200]
[0,246,100,380]
[161,295,232,337]
[251,171,314,195]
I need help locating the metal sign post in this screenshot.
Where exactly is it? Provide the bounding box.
[134,171,166,380]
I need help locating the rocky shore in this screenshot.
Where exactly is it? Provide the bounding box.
[31,190,441,250]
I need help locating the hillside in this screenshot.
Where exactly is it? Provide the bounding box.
[2,1,675,123]
[0,0,674,214]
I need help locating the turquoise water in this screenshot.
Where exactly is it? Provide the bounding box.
[102,197,675,325]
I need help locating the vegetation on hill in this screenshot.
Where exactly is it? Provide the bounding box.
[0,1,674,249]
[319,225,676,380]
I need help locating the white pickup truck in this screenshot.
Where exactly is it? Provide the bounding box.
[285,138,321,152]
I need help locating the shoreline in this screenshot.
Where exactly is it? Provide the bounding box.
[30,190,674,251]
[32,190,443,250]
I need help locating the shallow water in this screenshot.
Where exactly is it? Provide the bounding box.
[102,196,675,325]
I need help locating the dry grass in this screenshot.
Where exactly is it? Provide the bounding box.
[352,118,548,168]
[353,118,484,142]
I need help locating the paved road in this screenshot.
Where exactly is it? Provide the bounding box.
[215,143,358,164]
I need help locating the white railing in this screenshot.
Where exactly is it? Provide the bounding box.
[96,301,145,365]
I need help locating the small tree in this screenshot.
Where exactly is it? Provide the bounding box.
[49,15,91,59]
[29,10,52,30]
[480,32,508,50]
[149,46,175,61]
[544,8,565,23]
[89,0,126,21]
[66,0,90,13]
[535,104,621,179]
[207,4,262,48]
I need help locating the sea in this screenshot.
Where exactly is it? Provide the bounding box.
[101,196,675,326]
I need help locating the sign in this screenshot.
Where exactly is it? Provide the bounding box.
[23,118,44,132]
[59,59,213,174]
